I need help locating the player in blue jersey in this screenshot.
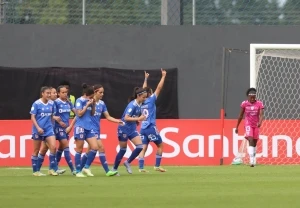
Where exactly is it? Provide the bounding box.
[36,87,67,175]
[138,69,167,172]
[112,87,147,174]
[30,86,58,176]
[74,83,98,177]
[53,85,77,174]
[80,84,123,176]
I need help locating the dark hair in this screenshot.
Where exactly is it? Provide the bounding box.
[49,86,56,91]
[82,83,94,96]
[144,87,152,95]
[93,84,103,91]
[128,87,146,102]
[57,85,67,93]
[60,80,70,89]
[246,88,257,96]
[40,86,50,97]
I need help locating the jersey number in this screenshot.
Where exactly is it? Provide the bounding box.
[143,109,149,118]
[245,126,251,132]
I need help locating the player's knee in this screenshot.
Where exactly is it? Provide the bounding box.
[98,145,105,152]
[39,149,47,155]
[119,142,127,149]
[90,144,98,150]
[248,139,255,147]
[157,142,163,148]
[32,149,39,156]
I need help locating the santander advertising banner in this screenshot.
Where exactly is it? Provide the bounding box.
[0,119,300,166]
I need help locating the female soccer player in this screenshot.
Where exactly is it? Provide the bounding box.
[74,83,98,177]
[81,84,123,176]
[53,86,77,174]
[112,87,147,174]
[235,88,264,167]
[36,87,68,175]
[138,69,167,172]
[30,86,58,176]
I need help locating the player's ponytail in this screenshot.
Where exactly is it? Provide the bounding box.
[128,87,139,102]
[82,83,94,96]
[128,87,147,102]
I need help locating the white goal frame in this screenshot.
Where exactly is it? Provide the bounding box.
[250,44,300,88]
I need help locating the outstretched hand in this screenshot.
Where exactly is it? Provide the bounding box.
[161,68,167,77]
[144,71,150,79]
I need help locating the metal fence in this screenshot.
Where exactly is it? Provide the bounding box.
[1,0,300,25]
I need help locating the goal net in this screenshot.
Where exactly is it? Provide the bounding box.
[233,44,300,165]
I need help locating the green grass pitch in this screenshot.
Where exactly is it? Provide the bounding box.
[1,165,300,208]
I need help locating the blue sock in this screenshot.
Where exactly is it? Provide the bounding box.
[80,153,88,170]
[56,149,63,164]
[31,155,38,173]
[99,152,109,173]
[127,144,143,163]
[138,157,144,169]
[64,147,74,172]
[84,149,97,169]
[113,148,127,170]
[49,153,57,171]
[155,154,162,167]
[37,153,44,172]
[75,152,82,172]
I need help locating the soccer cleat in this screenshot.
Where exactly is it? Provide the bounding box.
[72,170,77,175]
[139,169,149,173]
[112,169,120,176]
[82,168,94,176]
[106,170,118,177]
[33,171,46,176]
[154,166,167,172]
[56,169,66,175]
[250,164,255,167]
[38,171,46,176]
[48,169,59,176]
[75,172,87,177]
[124,161,132,174]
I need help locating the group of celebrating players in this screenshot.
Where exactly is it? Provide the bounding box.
[30,67,264,176]
[30,69,167,177]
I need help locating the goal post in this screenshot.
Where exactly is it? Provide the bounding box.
[233,43,300,165]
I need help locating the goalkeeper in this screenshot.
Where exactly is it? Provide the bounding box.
[235,88,264,167]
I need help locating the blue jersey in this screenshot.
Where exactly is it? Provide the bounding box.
[121,100,142,131]
[74,97,93,130]
[90,100,107,132]
[141,94,157,129]
[54,98,74,128]
[30,99,55,135]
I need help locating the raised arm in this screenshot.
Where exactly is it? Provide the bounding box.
[154,68,167,97]
[142,71,150,88]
